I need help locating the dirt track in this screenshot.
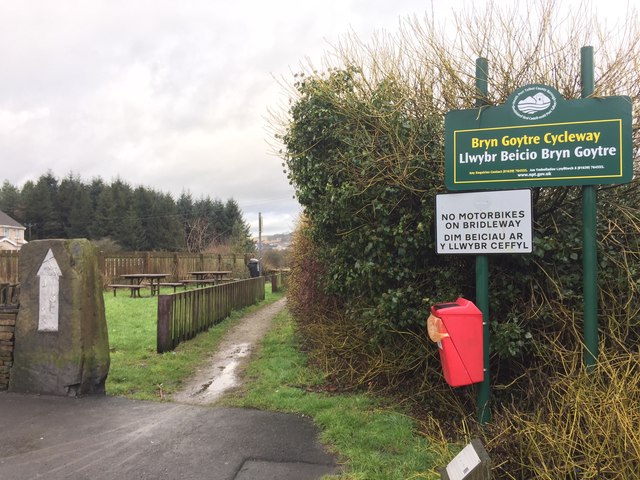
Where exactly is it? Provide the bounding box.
[171,297,288,405]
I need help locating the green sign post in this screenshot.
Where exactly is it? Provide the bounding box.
[474,58,491,426]
[581,46,598,371]
[442,47,633,425]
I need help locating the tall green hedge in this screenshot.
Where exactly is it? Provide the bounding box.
[278,0,640,379]
[282,68,472,337]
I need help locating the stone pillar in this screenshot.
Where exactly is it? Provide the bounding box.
[9,239,110,396]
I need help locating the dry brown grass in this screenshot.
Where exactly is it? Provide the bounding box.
[486,346,640,479]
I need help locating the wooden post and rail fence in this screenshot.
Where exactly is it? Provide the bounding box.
[157,276,266,353]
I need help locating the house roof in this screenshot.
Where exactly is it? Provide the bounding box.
[0,210,24,229]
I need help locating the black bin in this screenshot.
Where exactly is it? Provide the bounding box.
[247,258,261,278]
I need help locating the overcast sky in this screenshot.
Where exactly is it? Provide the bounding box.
[0,1,633,236]
[0,0,439,236]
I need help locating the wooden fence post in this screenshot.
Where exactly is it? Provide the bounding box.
[173,253,179,282]
[157,295,173,353]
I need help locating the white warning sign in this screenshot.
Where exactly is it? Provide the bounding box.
[436,189,533,255]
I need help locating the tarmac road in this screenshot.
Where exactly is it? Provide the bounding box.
[0,392,339,480]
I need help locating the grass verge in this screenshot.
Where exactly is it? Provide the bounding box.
[105,286,283,400]
[223,308,452,480]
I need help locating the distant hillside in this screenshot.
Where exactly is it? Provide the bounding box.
[254,233,291,250]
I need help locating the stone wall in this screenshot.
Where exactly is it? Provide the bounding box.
[0,309,17,390]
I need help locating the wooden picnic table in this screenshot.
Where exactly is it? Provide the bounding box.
[120,273,169,296]
[187,270,233,286]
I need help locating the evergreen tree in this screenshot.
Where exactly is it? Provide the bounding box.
[153,192,184,251]
[224,199,253,251]
[110,178,133,212]
[230,217,254,255]
[58,174,93,238]
[23,173,61,239]
[66,185,93,238]
[210,200,227,243]
[110,179,134,245]
[192,197,219,247]
[176,190,194,248]
[90,186,116,239]
[88,178,105,212]
[119,204,144,250]
[176,191,194,223]
[0,181,21,220]
[130,187,153,251]
[0,171,254,253]
[137,189,184,251]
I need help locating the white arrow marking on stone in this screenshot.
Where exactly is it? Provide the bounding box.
[37,249,62,332]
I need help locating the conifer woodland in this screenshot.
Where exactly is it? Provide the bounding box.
[0,172,253,253]
[278,1,640,477]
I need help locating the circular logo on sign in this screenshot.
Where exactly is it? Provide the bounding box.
[511,85,557,120]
